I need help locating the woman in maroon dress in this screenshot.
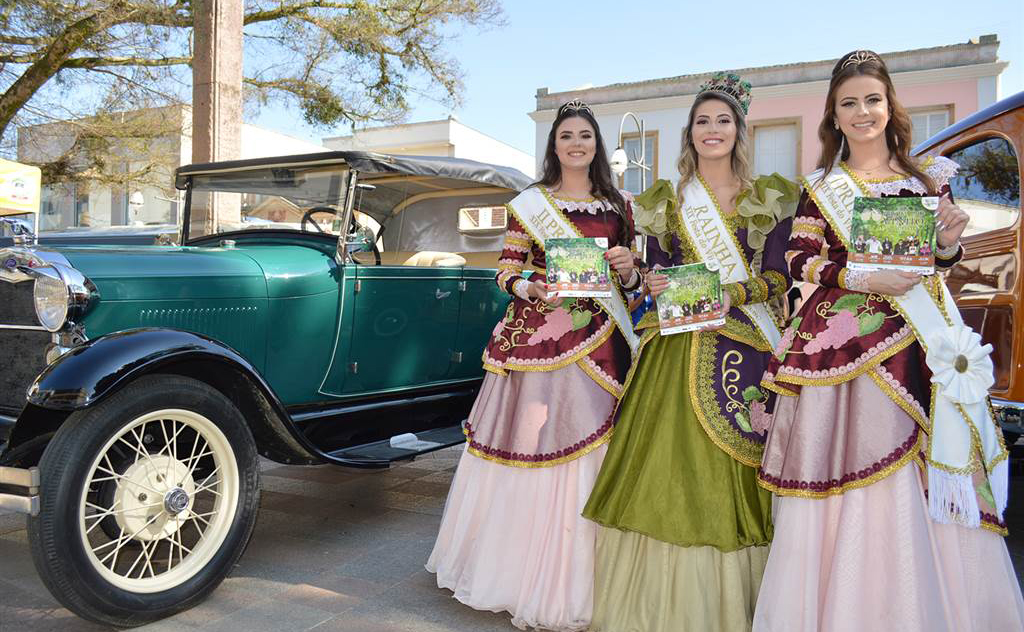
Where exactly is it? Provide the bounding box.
[427,100,641,631]
[753,50,1024,631]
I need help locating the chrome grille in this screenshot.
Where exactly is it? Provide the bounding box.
[0,279,46,416]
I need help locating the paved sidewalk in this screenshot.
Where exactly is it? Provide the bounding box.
[3,446,1024,631]
[0,447,518,632]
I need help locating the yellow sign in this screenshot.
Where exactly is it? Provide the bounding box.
[0,158,41,216]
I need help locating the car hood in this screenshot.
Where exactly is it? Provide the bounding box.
[59,246,268,300]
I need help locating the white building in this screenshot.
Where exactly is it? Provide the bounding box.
[324,116,535,178]
[530,35,1007,194]
[17,104,324,231]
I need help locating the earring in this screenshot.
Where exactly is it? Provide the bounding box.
[833,120,839,130]
[839,134,846,158]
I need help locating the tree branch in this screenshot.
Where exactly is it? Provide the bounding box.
[243,1,359,26]
[63,55,191,69]
[0,35,47,46]
[0,3,136,136]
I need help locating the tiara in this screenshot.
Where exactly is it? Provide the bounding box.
[841,50,880,70]
[697,71,752,114]
[558,98,592,116]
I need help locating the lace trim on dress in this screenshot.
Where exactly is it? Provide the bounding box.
[548,188,633,215]
[843,269,872,293]
[864,156,960,196]
[512,278,532,301]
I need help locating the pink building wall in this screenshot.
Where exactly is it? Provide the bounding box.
[748,79,980,174]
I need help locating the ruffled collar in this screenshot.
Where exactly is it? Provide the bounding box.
[839,155,959,196]
[543,186,624,215]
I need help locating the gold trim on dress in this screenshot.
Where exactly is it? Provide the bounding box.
[467,427,612,468]
[720,315,771,352]
[577,357,624,399]
[758,432,921,498]
[689,330,765,468]
[805,256,829,285]
[482,362,508,377]
[773,329,916,388]
[488,322,615,375]
[761,378,799,397]
[867,367,930,430]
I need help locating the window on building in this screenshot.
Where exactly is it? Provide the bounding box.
[945,136,1020,238]
[752,122,799,180]
[458,205,507,234]
[911,108,951,147]
[619,132,658,195]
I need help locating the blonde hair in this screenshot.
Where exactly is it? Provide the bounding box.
[676,92,753,204]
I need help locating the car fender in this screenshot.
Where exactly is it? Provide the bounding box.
[27,328,322,464]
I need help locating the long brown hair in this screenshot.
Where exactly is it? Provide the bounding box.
[535,104,629,245]
[676,92,753,204]
[816,50,935,193]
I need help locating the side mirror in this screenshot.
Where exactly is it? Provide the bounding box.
[345,225,374,253]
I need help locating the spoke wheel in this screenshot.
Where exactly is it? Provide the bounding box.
[79,409,239,593]
[28,374,260,627]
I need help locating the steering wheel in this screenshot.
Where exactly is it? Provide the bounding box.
[300,206,337,233]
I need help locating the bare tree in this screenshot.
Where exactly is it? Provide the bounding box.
[1,0,504,183]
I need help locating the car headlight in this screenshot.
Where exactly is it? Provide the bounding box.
[33,268,68,332]
[31,264,98,333]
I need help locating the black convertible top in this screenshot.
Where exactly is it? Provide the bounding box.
[175,150,532,193]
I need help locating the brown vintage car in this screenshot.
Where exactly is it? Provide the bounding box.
[914,90,1024,445]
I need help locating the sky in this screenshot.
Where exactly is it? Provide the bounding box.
[252,0,1024,157]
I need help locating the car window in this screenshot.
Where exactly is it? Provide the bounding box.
[188,166,350,239]
[458,205,507,235]
[946,137,1020,237]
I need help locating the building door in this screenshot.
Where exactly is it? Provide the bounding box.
[754,124,798,180]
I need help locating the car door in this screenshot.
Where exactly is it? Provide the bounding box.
[343,263,460,393]
[446,265,512,381]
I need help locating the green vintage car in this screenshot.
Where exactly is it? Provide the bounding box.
[0,151,529,626]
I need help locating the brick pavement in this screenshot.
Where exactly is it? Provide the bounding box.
[2,446,1024,631]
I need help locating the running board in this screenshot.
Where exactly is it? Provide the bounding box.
[326,424,465,468]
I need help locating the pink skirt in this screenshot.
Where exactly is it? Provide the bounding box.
[753,462,1024,632]
[427,364,615,631]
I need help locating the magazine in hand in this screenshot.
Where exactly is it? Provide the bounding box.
[849,196,938,274]
[545,237,611,298]
[656,262,724,335]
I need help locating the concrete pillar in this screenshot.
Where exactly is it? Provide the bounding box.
[190,0,243,235]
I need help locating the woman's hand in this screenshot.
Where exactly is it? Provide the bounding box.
[605,246,635,282]
[935,193,969,248]
[646,270,669,298]
[867,270,921,296]
[528,278,563,307]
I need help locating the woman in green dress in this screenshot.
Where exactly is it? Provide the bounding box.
[582,72,796,632]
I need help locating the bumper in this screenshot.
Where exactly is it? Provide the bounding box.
[0,466,39,515]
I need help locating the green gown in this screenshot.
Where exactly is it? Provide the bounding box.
[583,329,772,552]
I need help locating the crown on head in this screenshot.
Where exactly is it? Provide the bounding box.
[841,50,881,70]
[697,72,752,114]
[558,98,592,116]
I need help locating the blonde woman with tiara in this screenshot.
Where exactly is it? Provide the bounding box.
[583,71,797,632]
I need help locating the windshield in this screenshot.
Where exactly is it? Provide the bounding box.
[186,165,351,240]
